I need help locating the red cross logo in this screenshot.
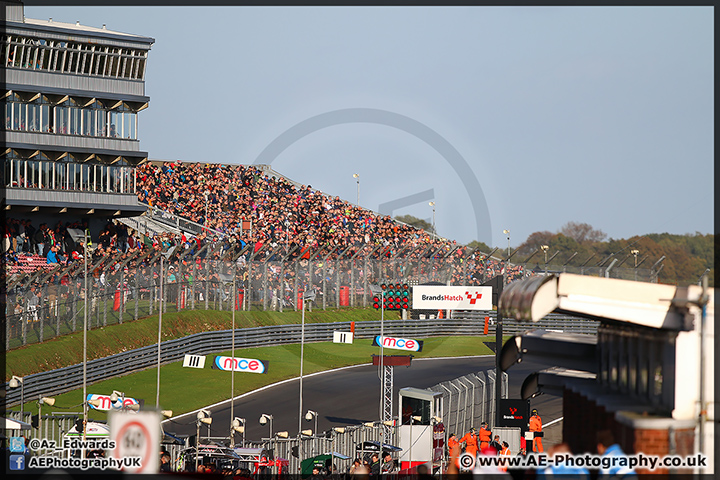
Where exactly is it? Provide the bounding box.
[465,291,483,304]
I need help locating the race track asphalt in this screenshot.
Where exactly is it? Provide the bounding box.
[163,355,562,446]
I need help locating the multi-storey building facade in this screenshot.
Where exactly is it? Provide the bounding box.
[2,0,153,226]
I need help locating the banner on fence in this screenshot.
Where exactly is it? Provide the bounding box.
[86,393,141,411]
[183,354,206,369]
[213,356,267,373]
[412,286,492,310]
[333,331,354,344]
[372,335,423,352]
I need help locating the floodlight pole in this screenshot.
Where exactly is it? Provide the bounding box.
[156,254,163,409]
[495,272,504,428]
[299,294,305,465]
[195,419,201,472]
[380,289,385,422]
[82,230,88,451]
[230,272,236,447]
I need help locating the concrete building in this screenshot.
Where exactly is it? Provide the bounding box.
[499,273,714,475]
[2,0,153,230]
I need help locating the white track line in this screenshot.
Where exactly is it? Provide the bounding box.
[164,355,493,423]
[543,417,564,428]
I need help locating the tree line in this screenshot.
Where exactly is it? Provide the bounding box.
[397,216,713,287]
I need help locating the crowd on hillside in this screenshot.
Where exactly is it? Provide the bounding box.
[2,162,526,294]
[135,161,450,257]
[4,161,536,345]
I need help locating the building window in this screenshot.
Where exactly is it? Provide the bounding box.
[56,103,69,135]
[27,100,41,132]
[41,101,51,133]
[628,335,637,395]
[4,101,11,130]
[599,329,609,385]
[609,334,618,388]
[619,334,628,392]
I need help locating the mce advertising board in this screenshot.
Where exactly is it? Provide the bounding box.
[412,285,492,310]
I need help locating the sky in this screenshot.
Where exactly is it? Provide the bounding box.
[23,5,714,247]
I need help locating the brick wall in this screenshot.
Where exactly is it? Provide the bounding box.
[562,387,697,475]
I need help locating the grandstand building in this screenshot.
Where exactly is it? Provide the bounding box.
[2,0,153,230]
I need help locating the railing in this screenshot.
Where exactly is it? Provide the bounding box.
[5,239,624,349]
[2,314,596,408]
[5,365,510,475]
[141,203,228,238]
[428,370,509,441]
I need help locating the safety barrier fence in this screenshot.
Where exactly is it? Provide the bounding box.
[243,424,397,475]
[428,370,509,438]
[3,314,597,408]
[5,239,630,349]
[6,369,507,475]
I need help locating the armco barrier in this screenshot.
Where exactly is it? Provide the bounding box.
[3,314,597,406]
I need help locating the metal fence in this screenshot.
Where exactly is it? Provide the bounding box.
[5,239,632,349]
[2,315,597,408]
[428,370,508,437]
[4,368,508,475]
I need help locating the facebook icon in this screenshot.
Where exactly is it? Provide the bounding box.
[10,454,25,470]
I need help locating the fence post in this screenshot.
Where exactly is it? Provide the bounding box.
[460,377,475,429]
[363,256,368,308]
[306,259,314,312]
[69,287,76,334]
[177,261,183,312]
[163,273,168,314]
[262,261,268,312]
[294,260,299,312]
[38,298,45,343]
[322,261,327,311]
[94,282,100,327]
[119,271,124,324]
[350,259,355,308]
[191,260,197,310]
[22,303,28,346]
[148,269,154,316]
[55,297,60,338]
[204,258,210,310]
[103,283,108,327]
[487,370,496,429]
[473,372,487,426]
[449,382,462,435]
[278,260,284,313]
[134,273,139,321]
[335,258,340,308]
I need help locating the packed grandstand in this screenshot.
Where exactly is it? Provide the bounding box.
[4,161,530,347]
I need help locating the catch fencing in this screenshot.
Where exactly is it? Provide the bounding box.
[5,368,507,475]
[2,315,597,408]
[5,239,635,349]
[428,370,508,438]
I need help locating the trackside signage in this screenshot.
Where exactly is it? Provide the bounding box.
[372,335,423,352]
[86,393,140,411]
[412,285,492,310]
[213,356,267,374]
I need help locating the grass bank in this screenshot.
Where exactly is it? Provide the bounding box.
[6,307,401,378]
[10,336,495,419]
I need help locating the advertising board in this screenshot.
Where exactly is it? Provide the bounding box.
[412,285,492,310]
[213,356,267,373]
[372,335,423,352]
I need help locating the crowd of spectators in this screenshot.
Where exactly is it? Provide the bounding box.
[5,162,530,287]
[4,161,533,341]
[136,161,454,258]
